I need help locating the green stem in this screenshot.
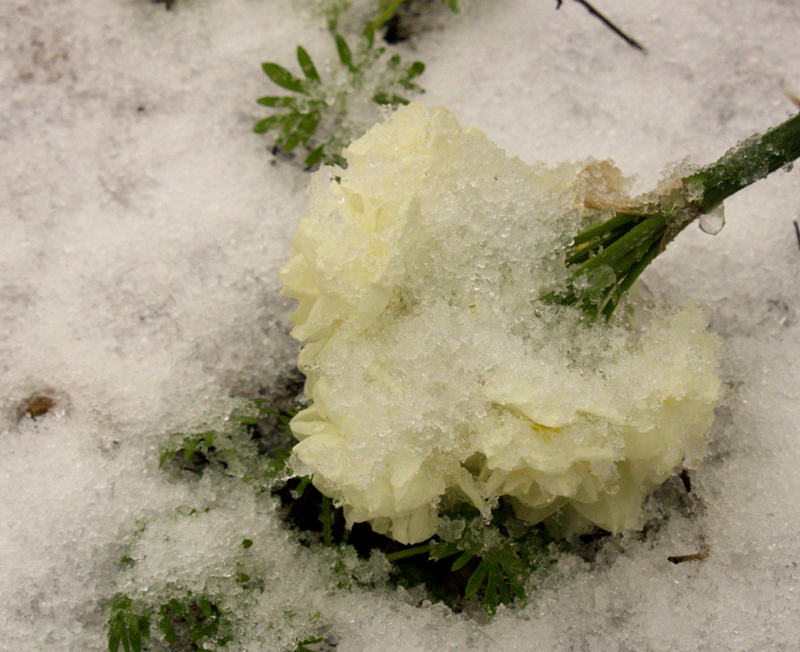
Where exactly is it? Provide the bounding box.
[367,0,406,34]
[572,211,643,246]
[601,240,661,319]
[687,111,800,214]
[560,111,800,319]
[384,543,432,562]
[321,496,332,546]
[578,213,667,275]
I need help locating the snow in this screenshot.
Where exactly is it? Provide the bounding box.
[1,0,799,650]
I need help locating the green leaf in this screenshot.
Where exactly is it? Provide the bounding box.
[335,34,355,72]
[294,475,311,497]
[158,610,176,645]
[256,96,297,108]
[266,449,291,477]
[304,145,327,168]
[296,46,320,82]
[158,449,175,468]
[429,540,461,560]
[464,560,489,599]
[484,568,501,614]
[254,115,282,134]
[278,111,302,133]
[296,112,321,143]
[126,614,142,652]
[363,24,376,49]
[296,637,325,652]
[254,400,283,418]
[373,92,410,106]
[120,625,131,652]
[261,62,306,94]
[198,597,213,619]
[450,550,475,572]
[183,436,198,460]
[493,567,511,606]
[242,538,253,549]
[495,549,524,574]
[404,61,425,80]
[506,570,526,602]
[282,130,302,153]
[108,619,124,652]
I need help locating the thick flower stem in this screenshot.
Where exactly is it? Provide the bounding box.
[558,111,800,318]
[686,111,800,214]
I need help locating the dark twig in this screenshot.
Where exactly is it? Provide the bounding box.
[794,220,800,251]
[679,469,692,493]
[556,0,646,52]
[668,548,709,564]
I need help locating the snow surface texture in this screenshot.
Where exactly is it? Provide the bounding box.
[1,0,799,650]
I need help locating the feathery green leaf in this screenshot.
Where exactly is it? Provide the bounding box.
[262,62,306,93]
[335,34,355,71]
[297,46,320,82]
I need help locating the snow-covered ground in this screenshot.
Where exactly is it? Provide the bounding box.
[1,0,799,650]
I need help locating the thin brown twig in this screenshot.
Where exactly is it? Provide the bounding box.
[556,0,647,52]
[793,220,800,251]
[667,548,709,564]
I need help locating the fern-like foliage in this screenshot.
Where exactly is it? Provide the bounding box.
[378,503,561,616]
[430,537,529,615]
[158,398,296,485]
[255,34,424,168]
[107,595,150,652]
[254,0,464,167]
[106,592,233,652]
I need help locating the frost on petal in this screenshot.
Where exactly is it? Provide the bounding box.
[281,103,721,543]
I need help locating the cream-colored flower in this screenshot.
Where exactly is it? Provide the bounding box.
[281,103,720,544]
[480,307,720,534]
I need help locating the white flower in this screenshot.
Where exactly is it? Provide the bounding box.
[281,103,721,544]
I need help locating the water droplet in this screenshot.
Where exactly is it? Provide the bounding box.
[699,205,725,235]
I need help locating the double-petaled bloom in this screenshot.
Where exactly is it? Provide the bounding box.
[281,103,720,544]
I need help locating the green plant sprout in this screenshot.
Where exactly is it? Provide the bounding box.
[158,398,297,484]
[255,36,424,167]
[254,0,458,167]
[365,0,458,38]
[107,592,233,652]
[391,506,557,615]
